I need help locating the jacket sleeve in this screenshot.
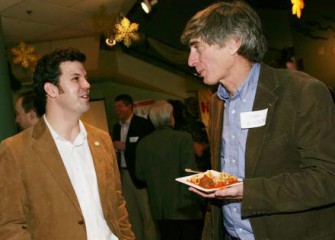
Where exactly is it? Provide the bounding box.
[0,140,31,240]
[112,123,120,141]
[102,133,135,240]
[242,79,335,216]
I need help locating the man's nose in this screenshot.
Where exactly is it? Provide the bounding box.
[82,78,91,89]
[188,52,197,67]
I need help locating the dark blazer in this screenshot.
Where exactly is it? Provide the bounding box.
[135,127,206,220]
[112,114,154,188]
[208,64,335,240]
[0,118,134,240]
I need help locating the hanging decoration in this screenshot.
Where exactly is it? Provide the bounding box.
[11,41,39,69]
[114,17,140,47]
[291,0,304,19]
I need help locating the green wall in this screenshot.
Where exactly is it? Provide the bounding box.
[0,18,17,141]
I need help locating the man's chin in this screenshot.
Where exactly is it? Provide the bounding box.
[202,76,220,86]
[203,78,215,85]
[80,105,90,114]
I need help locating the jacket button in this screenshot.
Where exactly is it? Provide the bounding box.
[78,220,85,225]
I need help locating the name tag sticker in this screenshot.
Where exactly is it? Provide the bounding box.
[240,108,268,129]
[129,136,139,143]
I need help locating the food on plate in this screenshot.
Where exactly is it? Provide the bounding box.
[187,170,238,189]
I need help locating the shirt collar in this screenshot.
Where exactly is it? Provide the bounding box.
[44,115,87,144]
[217,63,260,101]
[119,113,133,126]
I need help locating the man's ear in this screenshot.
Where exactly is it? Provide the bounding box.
[227,37,241,55]
[27,110,37,121]
[44,82,57,97]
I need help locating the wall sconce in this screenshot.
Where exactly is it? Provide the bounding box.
[141,0,158,14]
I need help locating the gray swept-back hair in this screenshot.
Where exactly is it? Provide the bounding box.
[149,101,174,129]
[181,0,267,62]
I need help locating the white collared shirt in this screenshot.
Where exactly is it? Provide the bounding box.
[119,114,133,168]
[44,116,118,240]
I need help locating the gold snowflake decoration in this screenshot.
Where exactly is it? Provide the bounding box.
[115,17,140,47]
[11,41,39,69]
[291,0,304,18]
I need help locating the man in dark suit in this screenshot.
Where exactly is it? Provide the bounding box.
[112,94,158,240]
[181,1,335,240]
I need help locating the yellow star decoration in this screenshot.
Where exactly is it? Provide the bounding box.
[11,41,39,69]
[115,17,140,47]
[291,0,304,18]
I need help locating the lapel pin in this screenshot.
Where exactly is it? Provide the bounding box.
[94,141,100,147]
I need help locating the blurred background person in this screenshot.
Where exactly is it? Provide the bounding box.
[168,99,211,171]
[278,47,298,70]
[184,97,211,171]
[15,91,41,131]
[136,100,206,240]
[112,93,158,240]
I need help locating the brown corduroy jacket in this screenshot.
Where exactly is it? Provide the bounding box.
[206,63,335,240]
[0,119,135,240]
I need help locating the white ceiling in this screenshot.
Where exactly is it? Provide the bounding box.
[0,0,135,46]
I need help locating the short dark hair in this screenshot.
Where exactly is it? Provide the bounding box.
[167,99,187,126]
[114,94,134,106]
[278,47,295,68]
[18,91,42,117]
[33,48,86,115]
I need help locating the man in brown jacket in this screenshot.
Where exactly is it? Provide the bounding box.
[0,48,134,240]
[181,1,335,240]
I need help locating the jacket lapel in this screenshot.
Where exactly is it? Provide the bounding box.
[127,115,137,140]
[210,95,225,171]
[245,64,279,177]
[32,119,82,214]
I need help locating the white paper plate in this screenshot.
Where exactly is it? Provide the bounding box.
[175,171,242,193]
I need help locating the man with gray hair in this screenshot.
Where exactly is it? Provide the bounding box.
[135,101,206,240]
[181,1,335,240]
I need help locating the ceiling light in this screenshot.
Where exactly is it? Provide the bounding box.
[141,0,158,14]
[105,37,116,47]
